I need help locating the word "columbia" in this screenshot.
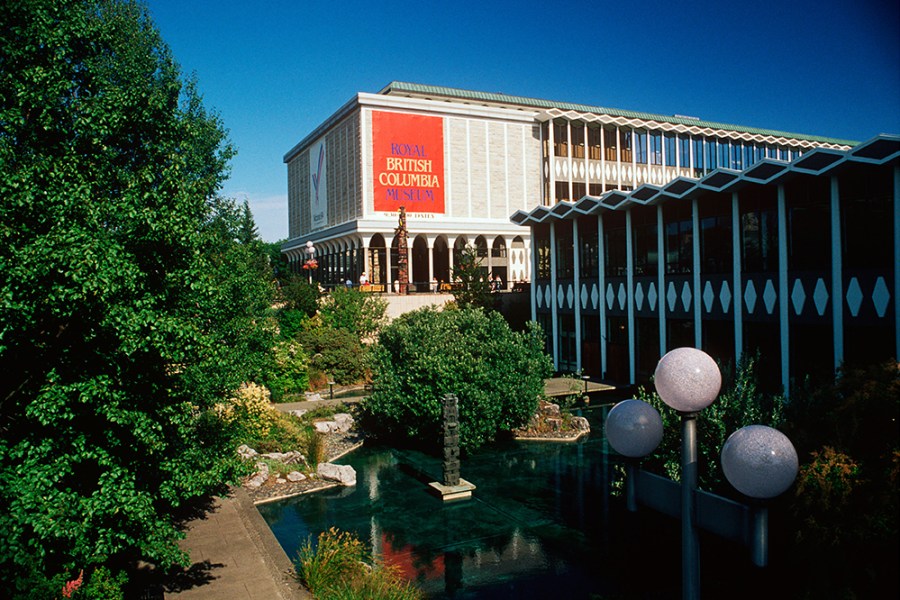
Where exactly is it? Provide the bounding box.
[378,172,440,187]
[385,158,432,172]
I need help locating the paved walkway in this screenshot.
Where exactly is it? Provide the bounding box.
[163,488,310,600]
[164,377,623,599]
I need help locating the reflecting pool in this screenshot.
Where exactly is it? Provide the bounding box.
[259,406,784,599]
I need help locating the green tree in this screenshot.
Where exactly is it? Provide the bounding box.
[451,244,493,310]
[319,286,388,341]
[358,307,552,453]
[281,275,321,317]
[0,0,275,594]
[295,317,369,386]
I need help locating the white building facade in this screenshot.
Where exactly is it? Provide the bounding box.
[283,82,853,293]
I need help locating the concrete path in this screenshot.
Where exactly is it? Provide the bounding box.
[163,487,310,600]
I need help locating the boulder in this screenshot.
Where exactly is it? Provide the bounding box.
[333,413,354,433]
[260,451,305,465]
[245,462,270,489]
[314,421,336,434]
[289,409,308,418]
[570,416,591,432]
[237,444,258,460]
[304,392,323,402]
[286,471,306,482]
[317,462,357,486]
[541,402,561,417]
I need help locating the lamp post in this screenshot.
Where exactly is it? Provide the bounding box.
[603,347,799,599]
[305,240,316,284]
[654,347,721,600]
[721,425,799,566]
[605,399,663,512]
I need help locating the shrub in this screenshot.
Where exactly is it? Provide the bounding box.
[319,286,388,341]
[217,383,279,441]
[266,340,310,402]
[296,318,369,386]
[276,308,310,340]
[281,275,321,317]
[358,307,552,453]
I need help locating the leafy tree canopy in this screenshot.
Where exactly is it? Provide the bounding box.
[319,286,387,341]
[358,307,552,453]
[0,0,275,593]
[451,244,493,310]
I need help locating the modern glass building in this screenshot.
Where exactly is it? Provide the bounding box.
[512,135,899,391]
[282,82,852,292]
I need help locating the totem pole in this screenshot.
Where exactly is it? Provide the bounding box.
[395,206,409,295]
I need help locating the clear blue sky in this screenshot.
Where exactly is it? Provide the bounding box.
[146,0,900,242]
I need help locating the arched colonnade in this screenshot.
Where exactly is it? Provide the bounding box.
[285,233,530,291]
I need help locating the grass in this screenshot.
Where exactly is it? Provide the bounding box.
[296,528,422,600]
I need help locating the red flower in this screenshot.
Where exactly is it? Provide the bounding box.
[62,570,83,598]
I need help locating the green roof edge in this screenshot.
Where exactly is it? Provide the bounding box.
[382,81,859,147]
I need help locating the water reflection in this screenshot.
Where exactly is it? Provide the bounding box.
[258,406,762,599]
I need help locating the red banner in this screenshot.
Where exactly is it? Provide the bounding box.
[372,111,444,213]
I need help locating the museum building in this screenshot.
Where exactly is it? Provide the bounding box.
[282,82,853,291]
[512,134,899,392]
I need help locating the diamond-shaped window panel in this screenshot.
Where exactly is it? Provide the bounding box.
[846,278,863,317]
[648,282,658,311]
[791,280,806,315]
[681,282,692,312]
[591,284,599,309]
[617,283,627,310]
[581,284,588,310]
[606,284,615,310]
[667,282,677,312]
[566,284,574,309]
[536,286,543,308]
[703,281,714,313]
[719,281,732,313]
[813,279,829,316]
[544,286,552,310]
[763,280,777,314]
[558,285,565,308]
[872,277,890,318]
[635,283,645,311]
[744,280,757,314]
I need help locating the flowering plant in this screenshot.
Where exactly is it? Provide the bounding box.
[62,570,83,598]
[302,259,318,270]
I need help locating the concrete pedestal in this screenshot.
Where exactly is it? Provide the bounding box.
[428,478,476,501]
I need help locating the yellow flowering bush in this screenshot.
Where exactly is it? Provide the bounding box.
[218,382,278,440]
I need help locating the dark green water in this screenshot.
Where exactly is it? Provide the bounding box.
[259,406,789,599]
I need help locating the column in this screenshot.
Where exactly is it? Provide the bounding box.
[567,120,573,203]
[895,166,900,361]
[428,237,435,285]
[548,121,556,205]
[830,176,843,372]
[385,235,393,291]
[692,198,702,348]
[625,207,635,384]
[550,222,559,371]
[573,219,582,372]
[658,204,666,358]
[598,214,608,378]
[732,192,743,365]
[530,233,537,322]
[777,184,790,396]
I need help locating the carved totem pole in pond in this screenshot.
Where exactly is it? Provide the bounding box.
[428,393,476,500]
[395,206,409,295]
[442,393,461,486]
